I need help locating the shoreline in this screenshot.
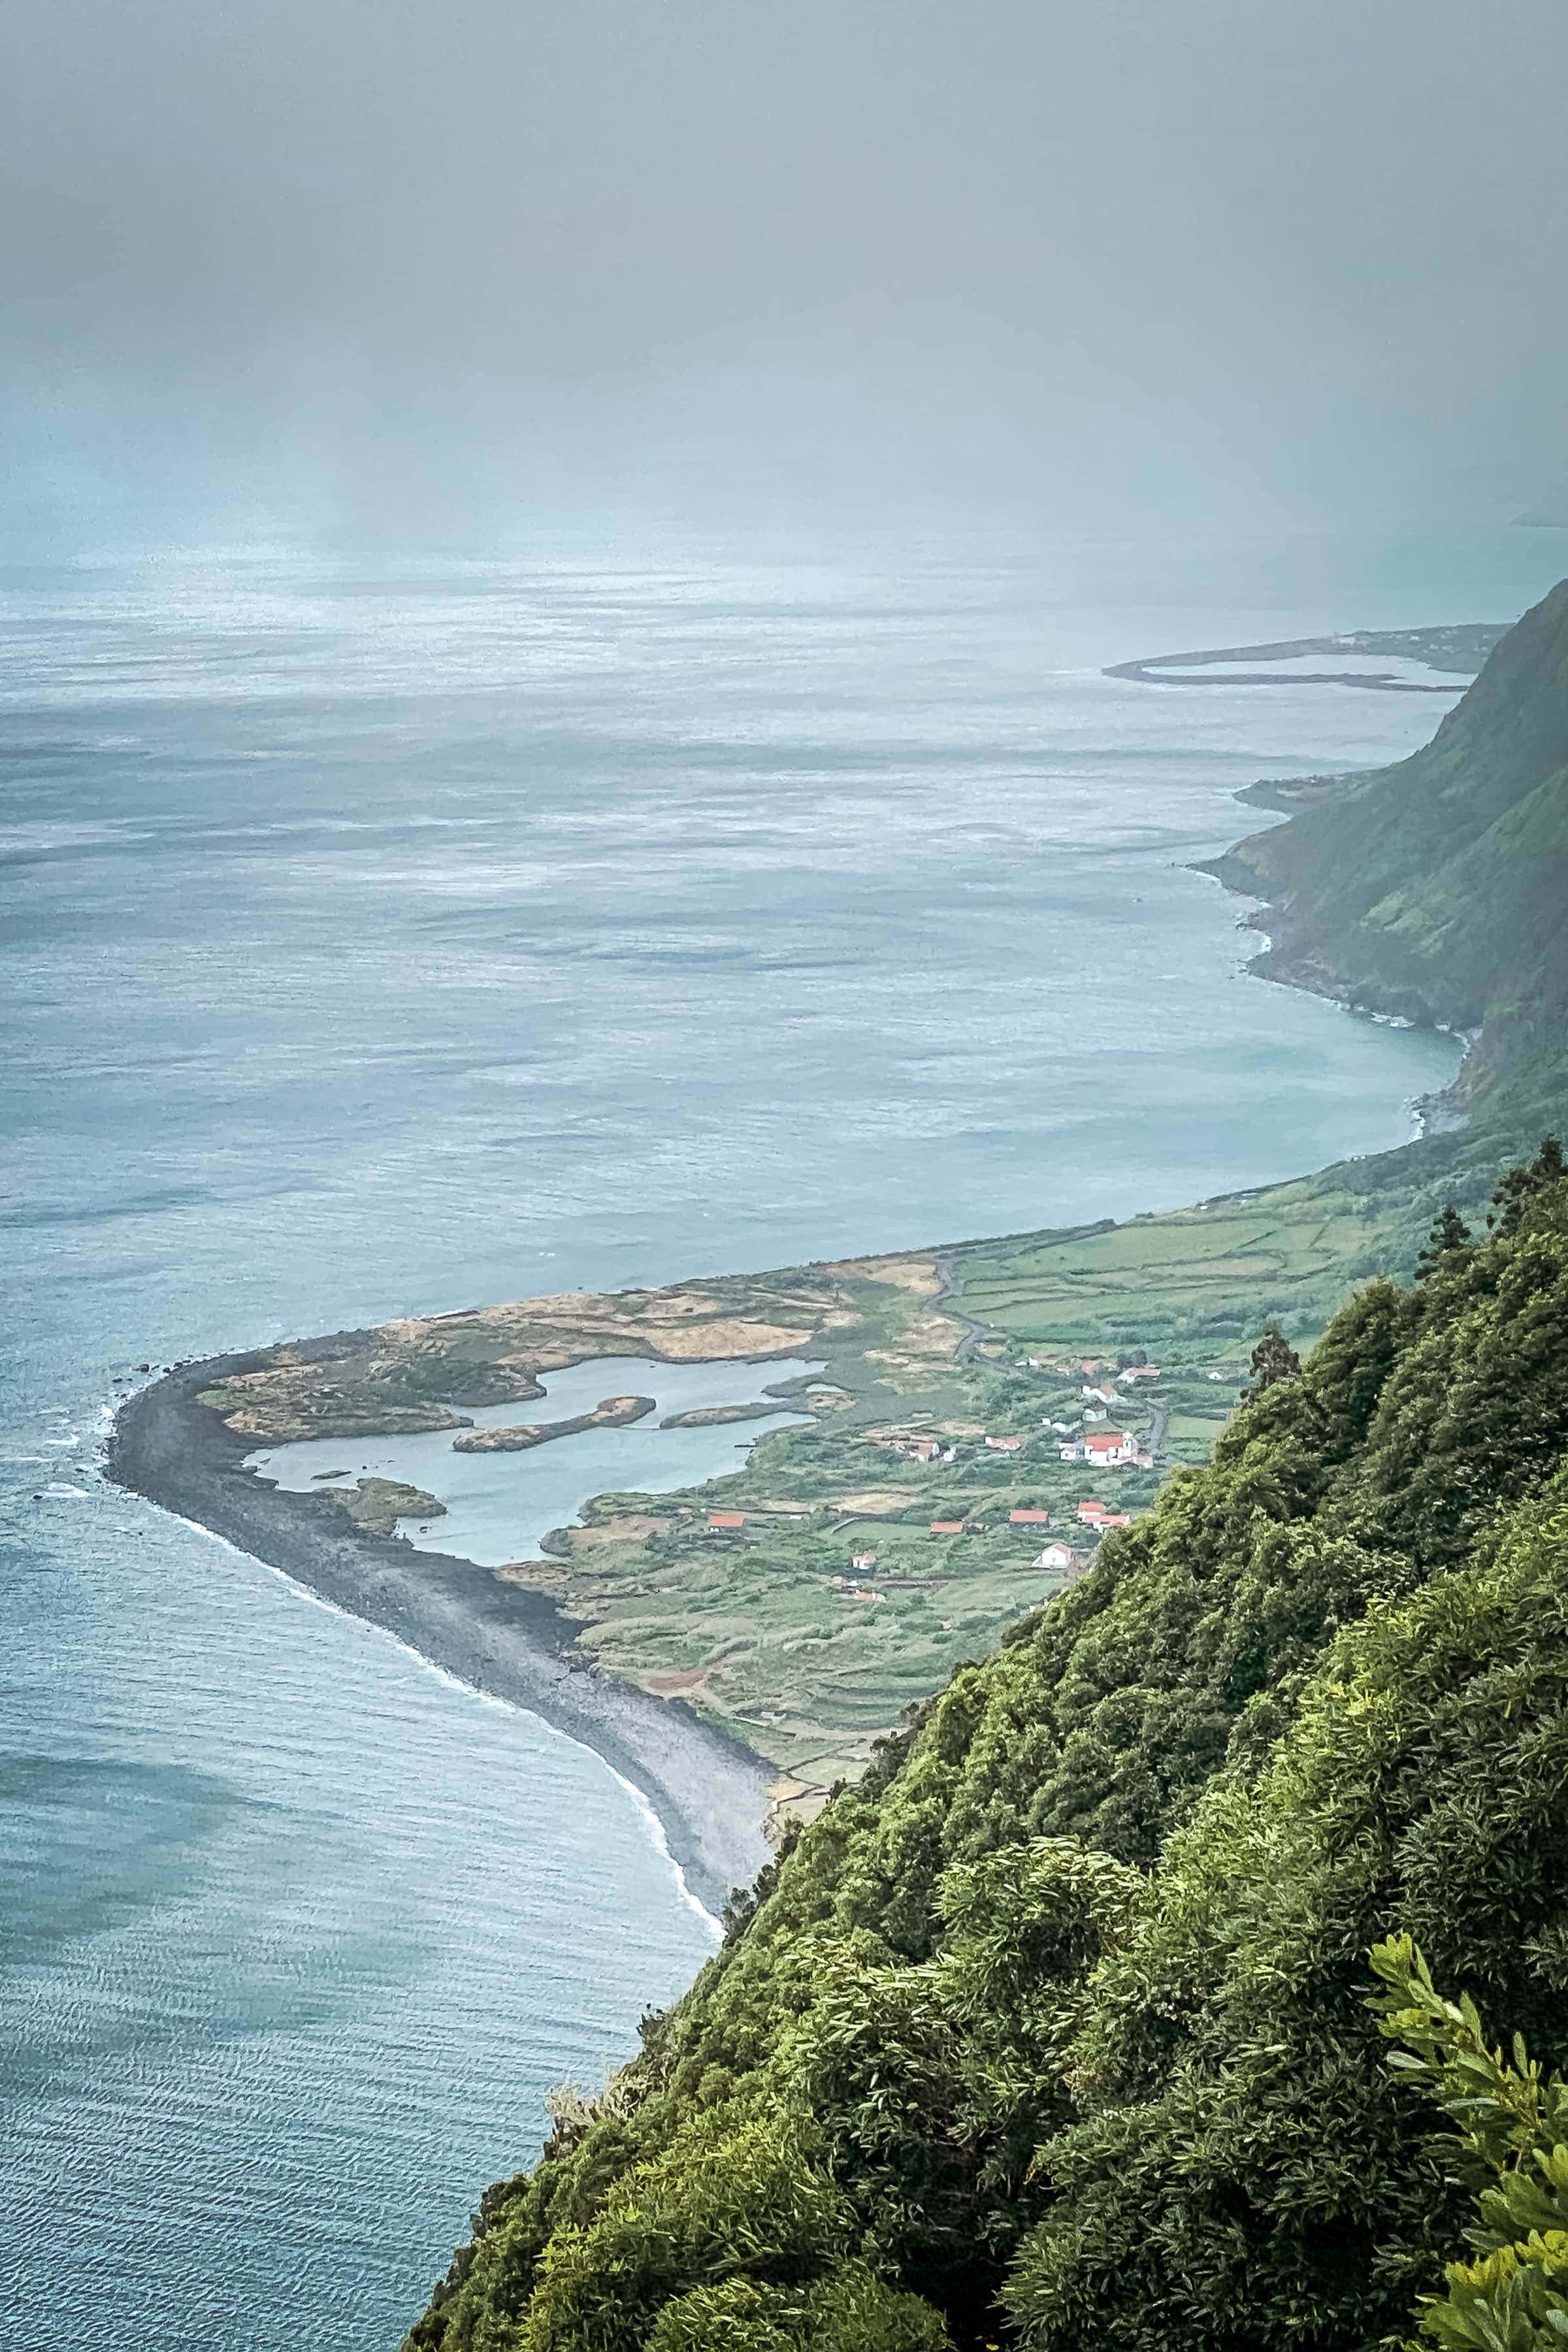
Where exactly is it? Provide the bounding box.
[1196,835,1473,1113]
[1190,754,1475,1133]
[108,1354,774,1918]
[1103,620,1503,692]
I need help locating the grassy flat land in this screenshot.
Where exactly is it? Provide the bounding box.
[200,1247,1172,1815]
[957,1181,1389,1355]
[508,1384,1166,1808]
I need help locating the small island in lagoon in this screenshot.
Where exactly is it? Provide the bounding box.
[451,1394,658,1450]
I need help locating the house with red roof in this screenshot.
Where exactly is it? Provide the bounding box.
[1083,1429,1137,1467]
[930,1519,965,1536]
[707,1511,745,1533]
[1009,1507,1052,1526]
[985,1435,1022,1453]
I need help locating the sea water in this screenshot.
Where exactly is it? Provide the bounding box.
[4,519,1565,2350]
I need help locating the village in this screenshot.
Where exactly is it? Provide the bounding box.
[694,1348,1169,1605]
[498,1328,1224,1823]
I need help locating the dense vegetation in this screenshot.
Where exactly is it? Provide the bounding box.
[1371,1936,1568,2352]
[406,1141,1568,2351]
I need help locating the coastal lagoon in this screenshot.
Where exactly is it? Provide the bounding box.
[248,1356,824,1570]
[5,520,1566,2349]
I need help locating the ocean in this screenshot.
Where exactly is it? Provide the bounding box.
[5,518,1565,2349]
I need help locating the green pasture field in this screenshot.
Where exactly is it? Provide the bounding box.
[950,1173,1404,1360]
[527,1489,1080,1790]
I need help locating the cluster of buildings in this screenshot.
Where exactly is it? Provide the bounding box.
[1077,1498,1132,1531]
[1056,1428,1152,1469]
[709,1354,1162,1590]
[891,1435,958,1464]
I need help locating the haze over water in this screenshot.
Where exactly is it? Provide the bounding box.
[5,519,1565,2350]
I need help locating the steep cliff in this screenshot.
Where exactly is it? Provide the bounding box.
[1209,577,1568,1119]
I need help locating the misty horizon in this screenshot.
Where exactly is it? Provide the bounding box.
[4,0,1566,551]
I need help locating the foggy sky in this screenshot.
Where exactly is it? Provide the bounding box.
[3,0,1565,536]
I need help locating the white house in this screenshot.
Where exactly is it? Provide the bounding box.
[1083,1428,1138,1467]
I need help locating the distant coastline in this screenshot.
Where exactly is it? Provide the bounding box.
[1104,621,1504,691]
[108,1354,774,1918]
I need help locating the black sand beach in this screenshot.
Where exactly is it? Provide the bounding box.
[108,1359,774,1917]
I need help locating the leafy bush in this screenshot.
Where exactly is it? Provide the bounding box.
[1372,1936,1568,2352]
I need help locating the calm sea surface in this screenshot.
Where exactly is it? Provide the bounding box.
[5,521,1565,2348]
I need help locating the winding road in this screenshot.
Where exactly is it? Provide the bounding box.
[934,1253,1174,1465]
[932,1250,991,1362]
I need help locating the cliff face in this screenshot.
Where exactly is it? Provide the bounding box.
[1210,576,1568,1115]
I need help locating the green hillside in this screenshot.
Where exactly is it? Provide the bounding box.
[406,1143,1568,2352]
[943,573,1568,1379]
[1209,575,1568,1120]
